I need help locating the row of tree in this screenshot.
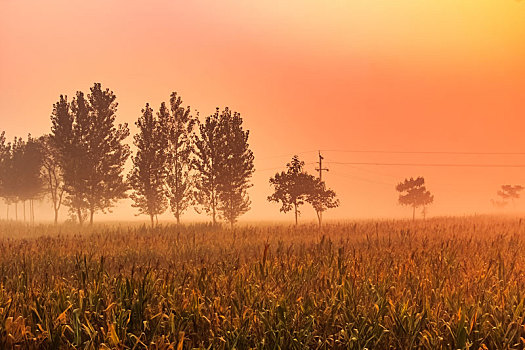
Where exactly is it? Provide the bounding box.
[0,82,341,227]
[0,82,319,227]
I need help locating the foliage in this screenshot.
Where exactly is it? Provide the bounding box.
[269,156,338,227]
[50,84,130,225]
[163,92,196,224]
[193,107,254,227]
[128,103,169,226]
[268,156,314,225]
[39,135,65,224]
[216,108,255,228]
[396,177,434,220]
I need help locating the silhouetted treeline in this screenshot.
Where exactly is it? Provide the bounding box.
[0,83,257,227]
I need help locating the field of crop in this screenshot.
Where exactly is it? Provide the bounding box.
[0,217,525,349]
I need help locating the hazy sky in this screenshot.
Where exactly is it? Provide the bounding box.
[1,0,524,223]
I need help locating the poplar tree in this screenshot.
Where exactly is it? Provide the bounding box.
[216,108,255,228]
[50,83,130,225]
[164,92,196,224]
[39,135,65,224]
[193,109,223,225]
[129,103,168,226]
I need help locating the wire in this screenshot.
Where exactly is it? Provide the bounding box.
[320,149,525,156]
[327,161,525,168]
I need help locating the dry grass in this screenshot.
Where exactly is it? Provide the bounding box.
[0,217,525,349]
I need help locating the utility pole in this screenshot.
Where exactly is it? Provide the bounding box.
[315,151,329,181]
[315,151,329,229]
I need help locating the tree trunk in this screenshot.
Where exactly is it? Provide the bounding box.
[412,206,415,221]
[15,202,18,221]
[54,208,59,225]
[317,210,322,231]
[6,204,8,221]
[176,213,180,225]
[89,210,94,226]
[23,201,26,223]
[294,204,298,226]
[77,208,83,226]
[150,214,154,227]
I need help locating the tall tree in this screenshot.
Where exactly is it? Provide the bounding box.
[51,93,88,224]
[18,136,44,223]
[39,135,65,224]
[396,177,434,221]
[268,156,313,226]
[216,108,255,228]
[164,93,196,224]
[129,103,169,226]
[50,84,130,225]
[0,132,9,217]
[497,184,523,209]
[193,109,223,225]
[307,178,339,229]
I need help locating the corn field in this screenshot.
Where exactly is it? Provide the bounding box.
[0,217,525,349]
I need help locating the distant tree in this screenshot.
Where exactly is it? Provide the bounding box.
[268,156,313,226]
[497,185,523,209]
[39,135,65,224]
[19,136,44,223]
[0,132,10,217]
[491,199,508,209]
[50,83,130,225]
[396,177,434,221]
[307,177,339,229]
[193,109,223,225]
[163,93,196,224]
[128,103,169,226]
[216,108,255,228]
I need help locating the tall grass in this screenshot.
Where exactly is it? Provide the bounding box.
[0,217,524,349]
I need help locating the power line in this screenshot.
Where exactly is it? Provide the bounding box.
[326,161,525,168]
[321,149,525,156]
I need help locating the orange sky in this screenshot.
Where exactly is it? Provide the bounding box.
[1,0,525,223]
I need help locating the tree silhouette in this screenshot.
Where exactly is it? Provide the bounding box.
[163,93,196,225]
[216,108,255,229]
[307,177,339,229]
[0,132,10,217]
[39,135,65,224]
[268,156,313,226]
[193,109,223,225]
[396,177,434,221]
[129,103,169,226]
[50,84,130,225]
[497,185,523,209]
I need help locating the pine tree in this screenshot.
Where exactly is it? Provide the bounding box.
[216,108,254,228]
[164,92,196,224]
[129,103,169,226]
